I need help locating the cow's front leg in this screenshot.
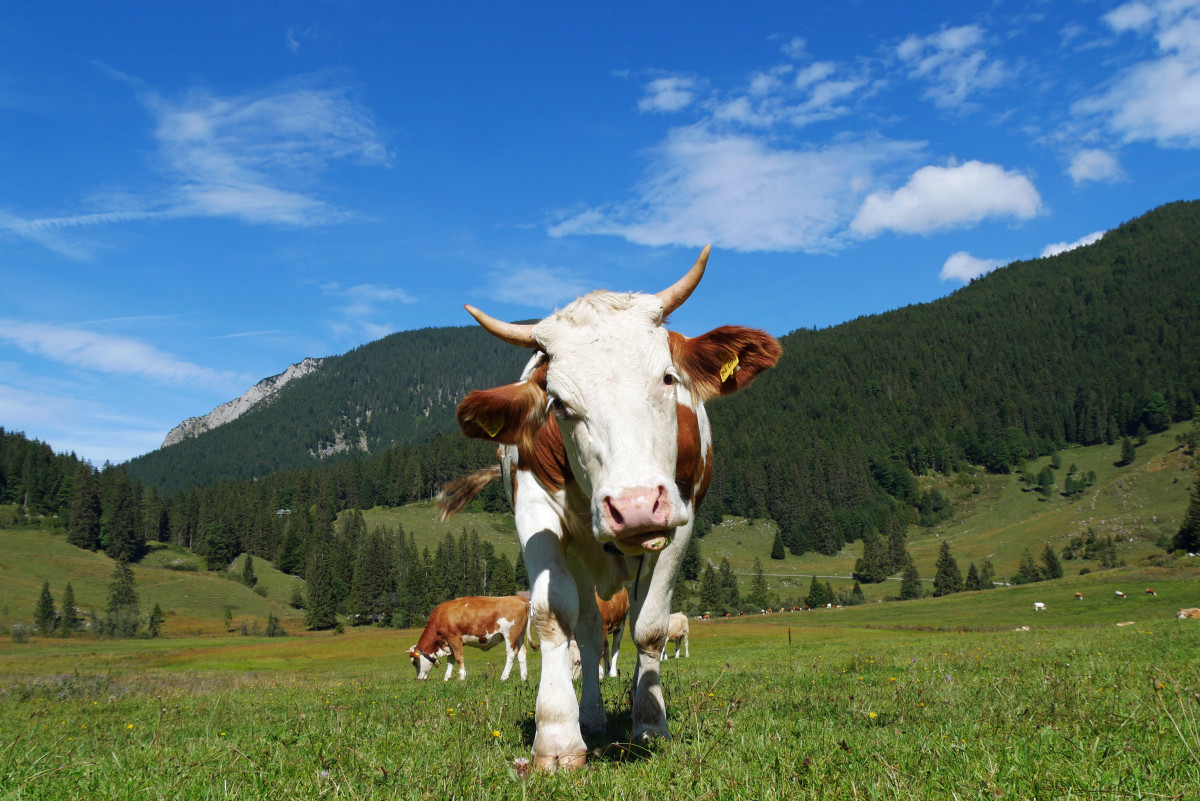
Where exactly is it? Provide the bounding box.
[626,553,675,742]
[523,528,587,771]
[572,578,606,734]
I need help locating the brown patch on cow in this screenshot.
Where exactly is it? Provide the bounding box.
[675,404,702,501]
[520,415,573,493]
[457,361,549,446]
[668,327,781,401]
[695,441,714,510]
[597,587,629,634]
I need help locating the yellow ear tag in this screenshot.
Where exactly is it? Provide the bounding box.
[479,416,504,438]
[719,354,739,382]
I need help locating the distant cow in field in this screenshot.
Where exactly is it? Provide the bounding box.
[1145,588,1157,596]
[1177,608,1200,620]
[1034,602,1046,612]
[661,612,690,660]
[597,588,629,679]
[1074,592,1083,601]
[407,595,531,681]
[1115,591,1126,599]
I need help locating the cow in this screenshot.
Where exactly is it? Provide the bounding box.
[1145,588,1157,596]
[569,588,630,680]
[661,612,690,659]
[1177,608,1200,620]
[436,247,780,770]
[1074,592,1083,601]
[1115,590,1126,599]
[1033,602,1046,612]
[407,595,532,682]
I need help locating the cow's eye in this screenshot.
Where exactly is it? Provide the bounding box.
[548,396,574,418]
[663,371,678,387]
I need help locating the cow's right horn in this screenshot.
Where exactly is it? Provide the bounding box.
[464,305,538,348]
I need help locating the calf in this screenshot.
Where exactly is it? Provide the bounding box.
[407,595,531,682]
[1177,608,1200,620]
[661,612,689,659]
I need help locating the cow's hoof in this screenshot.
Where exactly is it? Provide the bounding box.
[533,750,587,772]
[632,722,670,743]
[580,707,607,734]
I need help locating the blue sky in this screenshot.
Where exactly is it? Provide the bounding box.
[2,1,1199,466]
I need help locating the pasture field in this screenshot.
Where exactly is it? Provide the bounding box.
[2,583,1199,800]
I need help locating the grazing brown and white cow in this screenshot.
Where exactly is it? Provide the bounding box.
[1145,588,1157,596]
[1177,607,1200,620]
[597,587,629,679]
[661,612,690,659]
[1115,590,1127,599]
[407,595,531,682]
[1074,592,1083,601]
[437,247,780,770]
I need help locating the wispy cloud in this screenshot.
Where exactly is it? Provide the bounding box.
[0,320,245,387]
[1041,230,1106,258]
[851,160,1042,236]
[5,72,390,260]
[896,24,1008,110]
[940,251,1008,282]
[1074,0,1200,148]
[639,76,699,113]
[1067,149,1125,184]
[486,263,591,309]
[320,281,417,341]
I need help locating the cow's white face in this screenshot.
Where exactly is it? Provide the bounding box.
[407,645,440,679]
[534,293,690,553]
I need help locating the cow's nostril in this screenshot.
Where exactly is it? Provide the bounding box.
[605,497,624,526]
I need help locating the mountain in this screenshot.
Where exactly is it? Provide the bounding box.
[162,358,325,447]
[126,200,1200,539]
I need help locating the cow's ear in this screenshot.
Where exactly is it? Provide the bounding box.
[670,327,781,400]
[456,364,548,444]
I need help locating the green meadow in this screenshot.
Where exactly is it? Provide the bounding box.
[3,583,1199,800]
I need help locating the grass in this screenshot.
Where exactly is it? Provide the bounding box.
[2,590,1199,799]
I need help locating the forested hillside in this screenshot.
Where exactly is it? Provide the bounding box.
[125,326,529,492]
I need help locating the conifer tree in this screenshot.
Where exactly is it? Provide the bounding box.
[59,582,79,635]
[490,553,517,597]
[963,562,983,591]
[979,560,995,589]
[266,613,286,637]
[102,467,144,562]
[886,516,908,572]
[932,541,962,596]
[147,603,164,638]
[1016,548,1042,583]
[718,557,741,608]
[1041,543,1063,579]
[748,558,770,608]
[349,528,393,623]
[680,535,702,579]
[770,528,785,560]
[242,554,258,587]
[35,580,57,633]
[104,557,140,638]
[514,551,530,591]
[804,575,830,608]
[304,543,339,630]
[1119,436,1136,466]
[1174,476,1200,553]
[853,529,889,583]
[899,557,923,600]
[698,563,722,612]
[68,463,102,551]
[851,580,865,604]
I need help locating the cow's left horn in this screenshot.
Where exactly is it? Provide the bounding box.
[464,305,538,348]
[657,245,710,317]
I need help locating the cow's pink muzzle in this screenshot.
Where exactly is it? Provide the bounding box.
[602,485,673,552]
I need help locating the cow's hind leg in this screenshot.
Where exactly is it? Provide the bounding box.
[500,623,518,681]
[572,577,606,733]
[607,622,624,678]
[524,527,587,771]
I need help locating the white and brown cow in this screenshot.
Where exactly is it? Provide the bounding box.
[1177,607,1200,620]
[407,595,532,682]
[661,612,690,659]
[438,247,780,770]
[568,587,630,680]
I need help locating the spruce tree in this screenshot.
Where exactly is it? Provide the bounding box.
[748,558,770,608]
[932,541,962,596]
[979,560,995,589]
[886,516,908,572]
[770,528,785,560]
[899,557,923,600]
[680,535,702,579]
[963,562,983,591]
[304,543,339,630]
[490,553,517,597]
[718,557,741,609]
[804,575,829,608]
[1174,477,1200,553]
[1016,548,1042,583]
[698,563,722,612]
[67,463,102,551]
[851,580,865,604]
[514,551,530,590]
[266,613,286,637]
[1119,436,1136,466]
[147,603,164,638]
[1041,544,1063,579]
[35,580,57,633]
[242,554,258,587]
[853,529,889,583]
[59,582,79,635]
[105,557,140,638]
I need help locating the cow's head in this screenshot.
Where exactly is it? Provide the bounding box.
[407,645,441,679]
[456,246,780,555]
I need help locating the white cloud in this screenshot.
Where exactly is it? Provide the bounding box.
[1040,230,1106,258]
[487,264,591,309]
[0,320,245,387]
[1075,0,1200,147]
[939,251,1008,282]
[320,282,416,341]
[550,125,923,253]
[1067,149,1125,184]
[851,160,1042,236]
[896,24,1007,110]
[639,77,698,113]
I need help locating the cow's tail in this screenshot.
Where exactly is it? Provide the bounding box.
[436,466,502,521]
